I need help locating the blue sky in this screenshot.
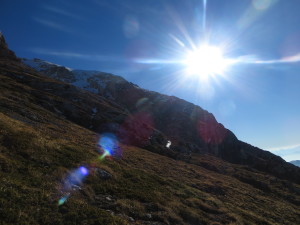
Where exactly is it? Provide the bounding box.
[1,0,300,161]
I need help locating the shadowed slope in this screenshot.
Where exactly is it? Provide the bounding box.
[22,56,300,184]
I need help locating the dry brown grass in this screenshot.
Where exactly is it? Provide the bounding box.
[0,59,300,224]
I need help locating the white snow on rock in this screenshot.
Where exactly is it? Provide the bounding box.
[22,58,151,100]
[166,140,172,148]
[22,58,68,71]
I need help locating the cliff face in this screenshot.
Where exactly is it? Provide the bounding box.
[22,58,236,151]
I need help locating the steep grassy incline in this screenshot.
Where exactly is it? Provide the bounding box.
[1,98,300,224]
[0,52,300,225]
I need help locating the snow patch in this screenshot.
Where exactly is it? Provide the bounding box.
[166,140,172,148]
[22,58,72,71]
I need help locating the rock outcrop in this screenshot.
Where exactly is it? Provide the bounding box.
[0,32,18,60]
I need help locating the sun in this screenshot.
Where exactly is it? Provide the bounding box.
[184,45,229,79]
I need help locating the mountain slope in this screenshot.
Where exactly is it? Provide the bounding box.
[1,34,300,224]
[290,160,300,167]
[22,58,300,184]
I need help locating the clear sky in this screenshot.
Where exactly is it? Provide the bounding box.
[1,0,300,161]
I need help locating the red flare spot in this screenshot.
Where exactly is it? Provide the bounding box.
[118,112,154,147]
[197,115,227,145]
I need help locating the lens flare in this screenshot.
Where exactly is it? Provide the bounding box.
[98,133,120,159]
[58,193,70,206]
[99,151,110,160]
[184,45,231,79]
[58,166,89,206]
[203,0,207,31]
[123,15,140,38]
[252,0,273,10]
[58,132,122,205]
[80,166,89,176]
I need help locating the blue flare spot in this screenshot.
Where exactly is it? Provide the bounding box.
[98,133,118,157]
[58,166,90,205]
[62,166,89,192]
[80,166,88,176]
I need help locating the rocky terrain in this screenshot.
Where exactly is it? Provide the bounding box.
[0,33,18,60]
[22,56,300,184]
[1,33,300,224]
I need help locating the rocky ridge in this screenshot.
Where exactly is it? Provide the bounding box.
[0,32,18,60]
[290,160,300,167]
[22,57,300,184]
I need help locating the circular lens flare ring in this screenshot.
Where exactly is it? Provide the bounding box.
[184,45,230,79]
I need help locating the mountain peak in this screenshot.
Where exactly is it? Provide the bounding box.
[0,31,7,49]
[0,32,18,60]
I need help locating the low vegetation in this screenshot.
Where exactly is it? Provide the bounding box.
[0,108,300,224]
[0,56,299,224]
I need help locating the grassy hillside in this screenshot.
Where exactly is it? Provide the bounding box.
[0,62,300,225]
[1,107,300,224]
